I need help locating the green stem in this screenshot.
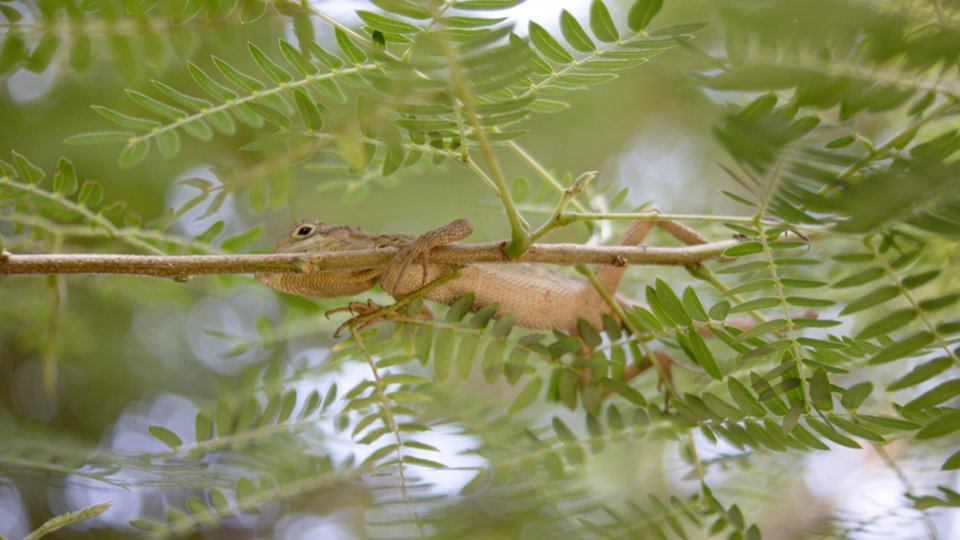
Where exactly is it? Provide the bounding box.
[350,325,425,538]
[127,64,378,147]
[562,211,775,226]
[399,1,453,61]
[691,265,768,325]
[0,176,164,255]
[865,235,960,368]
[438,33,530,257]
[829,97,959,189]
[506,141,588,213]
[529,171,597,242]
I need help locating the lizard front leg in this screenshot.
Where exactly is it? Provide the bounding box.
[324,220,473,336]
[381,219,473,297]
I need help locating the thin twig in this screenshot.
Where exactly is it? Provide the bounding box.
[0,239,741,278]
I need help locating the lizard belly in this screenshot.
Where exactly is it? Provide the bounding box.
[420,264,618,333]
[255,268,379,298]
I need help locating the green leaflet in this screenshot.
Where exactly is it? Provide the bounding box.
[590,0,619,42]
[529,22,574,64]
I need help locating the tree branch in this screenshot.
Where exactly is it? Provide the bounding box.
[0,239,740,278]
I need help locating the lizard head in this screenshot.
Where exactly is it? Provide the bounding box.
[271,219,332,253]
[256,219,382,298]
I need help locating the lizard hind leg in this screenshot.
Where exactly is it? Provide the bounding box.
[592,207,710,295]
[592,218,656,294]
[655,216,710,247]
[581,208,713,331]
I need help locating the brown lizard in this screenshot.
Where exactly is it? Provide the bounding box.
[255,214,709,335]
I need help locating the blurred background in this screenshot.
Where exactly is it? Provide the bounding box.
[1,0,958,538]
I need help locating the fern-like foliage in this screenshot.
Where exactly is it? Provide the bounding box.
[0,152,258,254]
[3,0,960,539]
[66,0,697,211]
[0,0,313,81]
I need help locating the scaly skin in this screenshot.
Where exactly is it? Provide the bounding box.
[255,215,707,334]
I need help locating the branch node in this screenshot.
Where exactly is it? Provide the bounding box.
[567,170,597,196]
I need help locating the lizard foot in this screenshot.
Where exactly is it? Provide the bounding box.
[325,299,384,319]
[325,299,434,338]
[326,299,386,338]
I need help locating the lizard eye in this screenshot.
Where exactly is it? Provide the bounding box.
[293,224,316,238]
